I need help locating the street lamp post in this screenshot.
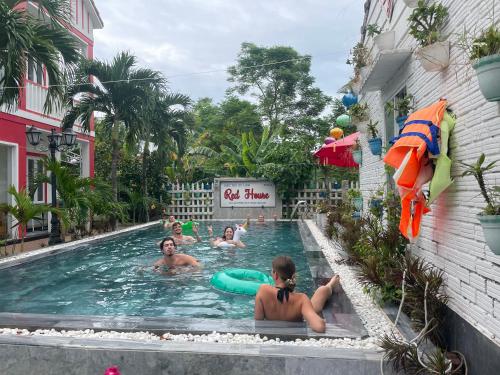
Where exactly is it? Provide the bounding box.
[26,126,77,245]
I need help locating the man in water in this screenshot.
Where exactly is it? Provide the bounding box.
[171,221,201,245]
[153,237,199,274]
[163,215,177,229]
[254,256,340,333]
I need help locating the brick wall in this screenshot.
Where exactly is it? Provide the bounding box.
[357,0,500,346]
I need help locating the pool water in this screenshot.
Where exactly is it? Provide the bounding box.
[0,222,315,319]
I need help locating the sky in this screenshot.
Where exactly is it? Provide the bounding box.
[93,0,365,104]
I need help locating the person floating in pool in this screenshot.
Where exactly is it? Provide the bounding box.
[153,236,199,274]
[171,221,201,245]
[254,256,340,333]
[254,213,278,225]
[207,225,246,249]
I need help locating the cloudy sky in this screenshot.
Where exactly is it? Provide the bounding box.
[93,0,365,103]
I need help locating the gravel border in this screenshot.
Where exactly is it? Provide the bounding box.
[0,219,400,349]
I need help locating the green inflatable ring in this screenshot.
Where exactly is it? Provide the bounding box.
[210,268,274,296]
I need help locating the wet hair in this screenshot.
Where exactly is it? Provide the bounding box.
[272,256,297,292]
[222,226,233,240]
[172,222,181,229]
[159,237,176,250]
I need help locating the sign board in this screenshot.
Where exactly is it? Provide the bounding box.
[220,180,276,208]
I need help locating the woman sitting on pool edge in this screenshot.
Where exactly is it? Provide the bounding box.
[254,256,339,333]
[207,225,246,249]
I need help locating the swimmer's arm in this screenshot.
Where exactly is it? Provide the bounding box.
[254,287,265,320]
[301,298,326,333]
[236,241,246,249]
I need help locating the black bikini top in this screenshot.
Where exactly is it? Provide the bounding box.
[276,287,290,303]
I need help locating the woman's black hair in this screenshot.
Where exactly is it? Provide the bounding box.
[159,237,176,250]
[222,226,233,240]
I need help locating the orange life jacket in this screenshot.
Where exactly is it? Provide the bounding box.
[383,99,447,241]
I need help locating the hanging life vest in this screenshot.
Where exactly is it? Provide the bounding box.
[383,99,448,241]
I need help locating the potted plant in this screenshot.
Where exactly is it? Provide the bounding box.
[385,94,414,129]
[366,120,382,156]
[367,24,396,51]
[347,42,370,81]
[408,0,449,72]
[348,103,369,124]
[347,188,363,212]
[183,191,192,205]
[470,25,500,101]
[352,139,363,165]
[461,154,500,255]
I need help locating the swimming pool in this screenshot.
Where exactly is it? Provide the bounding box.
[0,222,315,319]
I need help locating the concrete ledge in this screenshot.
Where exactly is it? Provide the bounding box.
[0,334,393,375]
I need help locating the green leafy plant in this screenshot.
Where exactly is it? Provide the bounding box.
[385,94,414,117]
[348,103,369,123]
[460,153,500,215]
[366,120,379,139]
[0,186,66,252]
[346,42,369,75]
[408,0,448,47]
[470,25,500,60]
[366,24,382,38]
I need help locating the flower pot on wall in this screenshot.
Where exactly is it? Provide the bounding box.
[403,0,419,7]
[473,54,500,102]
[352,150,362,165]
[478,215,500,255]
[368,137,383,156]
[374,30,395,51]
[353,197,363,211]
[417,41,450,72]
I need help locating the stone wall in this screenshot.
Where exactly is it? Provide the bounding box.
[358,0,500,349]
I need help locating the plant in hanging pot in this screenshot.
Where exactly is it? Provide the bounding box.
[367,24,396,51]
[366,120,382,156]
[347,188,363,212]
[352,139,363,165]
[408,0,449,72]
[385,94,414,130]
[461,154,500,255]
[469,25,500,101]
[347,42,370,81]
[347,103,369,125]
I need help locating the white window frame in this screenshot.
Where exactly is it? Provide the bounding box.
[27,156,46,204]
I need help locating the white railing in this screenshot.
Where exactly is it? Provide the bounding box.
[25,82,66,120]
[167,182,214,221]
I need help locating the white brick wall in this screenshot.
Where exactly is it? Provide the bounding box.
[358,0,500,346]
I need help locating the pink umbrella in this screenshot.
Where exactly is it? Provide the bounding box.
[314,132,360,168]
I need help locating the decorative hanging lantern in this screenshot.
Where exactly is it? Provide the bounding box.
[329,127,344,140]
[336,114,351,127]
[324,136,335,144]
[342,92,358,108]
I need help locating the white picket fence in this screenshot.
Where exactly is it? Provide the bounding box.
[167,180,358,220]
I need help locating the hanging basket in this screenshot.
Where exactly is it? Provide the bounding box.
[352,150,363,165]
[478,215,500,255]
[473,54,500,102]
[417,41,450,72]
[374,31,395,51]
[368,137,383,156]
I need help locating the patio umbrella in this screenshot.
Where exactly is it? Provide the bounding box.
[313,132,360,167]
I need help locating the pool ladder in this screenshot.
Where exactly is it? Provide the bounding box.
[290,200,309,221]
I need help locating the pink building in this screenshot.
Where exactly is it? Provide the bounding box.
[0,0,103,239]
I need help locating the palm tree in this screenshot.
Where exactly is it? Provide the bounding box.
[0,0,80,112]
[0,186,62,252]
[138,90,191,217]
[62,52,165,208]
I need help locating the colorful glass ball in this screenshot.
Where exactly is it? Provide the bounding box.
[342,92,358,108]
[329,127,344,139]
[324,137,335,144]
[336,114,351,127]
